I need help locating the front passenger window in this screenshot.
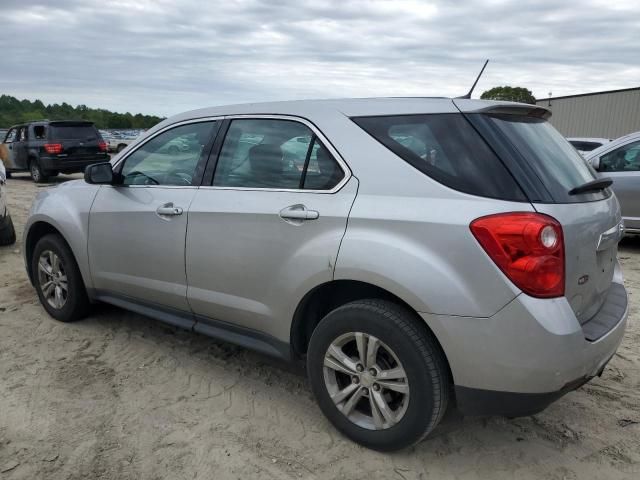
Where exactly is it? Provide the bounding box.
[120,121,218,186]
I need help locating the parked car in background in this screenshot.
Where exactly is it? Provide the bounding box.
[585,131,640,234]
[0,162,16,245]
[0,120,109,183]
[107,133,138,153]
[23,98,627,451]
[567,137,611,155]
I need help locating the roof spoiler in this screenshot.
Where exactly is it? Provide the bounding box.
[480,104,551,120]
[454,100,551,120]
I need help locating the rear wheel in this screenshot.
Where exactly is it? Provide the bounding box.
[30,158,48,183]
[32,234,90,322]
[307,299,450,451]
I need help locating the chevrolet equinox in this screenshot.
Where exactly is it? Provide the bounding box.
[23,98,628,451]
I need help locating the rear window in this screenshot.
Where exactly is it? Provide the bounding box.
[486,115,604,202]
[569,140,603,152]
[49,124,99,141]
[352,114,526,201]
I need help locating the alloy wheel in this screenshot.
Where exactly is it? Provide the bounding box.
[323,332,410,430]
[31,162,41,182]
[37,250,68,309]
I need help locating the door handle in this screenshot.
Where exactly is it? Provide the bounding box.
[279,204,320,223]
[156,203,183,216]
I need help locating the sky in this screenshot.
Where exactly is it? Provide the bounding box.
[1,0,639,117]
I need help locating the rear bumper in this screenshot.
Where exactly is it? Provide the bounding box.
[421,273,628,417]
[39,155,109,173]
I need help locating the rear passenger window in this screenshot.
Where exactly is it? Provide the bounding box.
[353,114,526,201]
[213,119,344,190]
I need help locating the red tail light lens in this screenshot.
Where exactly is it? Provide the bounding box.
[43,143,63,154]
[98,140,108,152]
[470,212,565,298]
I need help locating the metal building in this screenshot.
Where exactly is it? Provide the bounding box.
[535,87,640,139]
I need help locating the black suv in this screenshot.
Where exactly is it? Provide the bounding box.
[0,120,109,182]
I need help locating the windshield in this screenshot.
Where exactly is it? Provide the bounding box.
[486,115,604,202]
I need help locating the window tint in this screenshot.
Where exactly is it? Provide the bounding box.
[600,140,640,172]
[353,114,526,201]
[50,124,98,140]
[120,121,217,186]
[487,115,602,202]
[33,125,47,139]
[4,129,17,143]
[213,119,344,190]
[569,140,602,152]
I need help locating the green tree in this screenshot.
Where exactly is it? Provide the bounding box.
[0,94,164,129]
[480,86,536,104]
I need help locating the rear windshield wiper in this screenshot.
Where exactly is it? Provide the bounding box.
[568,177,613,195]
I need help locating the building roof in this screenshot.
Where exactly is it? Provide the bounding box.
[537,87,639,102]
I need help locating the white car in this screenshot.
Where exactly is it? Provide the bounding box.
[0,162,16,245]
[567,137,611,155]
[584,131,640,234]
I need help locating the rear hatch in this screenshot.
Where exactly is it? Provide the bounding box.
[460,102,622,323]
[47,122,103,157]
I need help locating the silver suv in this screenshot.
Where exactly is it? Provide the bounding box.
[23,98,628,451]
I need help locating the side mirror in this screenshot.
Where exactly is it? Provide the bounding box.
[84,162,114,184]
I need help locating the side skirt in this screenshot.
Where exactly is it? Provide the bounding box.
[91,290,292,362]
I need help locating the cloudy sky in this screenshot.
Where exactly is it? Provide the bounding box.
[1,0,638,117]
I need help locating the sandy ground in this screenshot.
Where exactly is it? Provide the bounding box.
[0,173,639,480]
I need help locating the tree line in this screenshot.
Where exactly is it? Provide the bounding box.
[0,94,164,129]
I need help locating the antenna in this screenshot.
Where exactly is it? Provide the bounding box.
[457,59,489,99]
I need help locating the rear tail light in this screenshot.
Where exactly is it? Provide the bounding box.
[98,141,108,152]
[470,212,565,298]
[43,143,63,154]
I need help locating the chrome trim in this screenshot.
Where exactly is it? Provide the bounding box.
[113,113,352,195]
[111,116,225,169]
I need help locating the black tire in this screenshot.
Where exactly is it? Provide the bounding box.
[31,234,90,322]
[4,171,11,179]
[0,214,16,246]
[30,158,49,183]
[307,299,450,451]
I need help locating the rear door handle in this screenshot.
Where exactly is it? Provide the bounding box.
[279,204,320,223]
[156,203,183,216]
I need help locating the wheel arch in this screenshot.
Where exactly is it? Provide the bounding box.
[25,221,69,284]
[290,280,452,378]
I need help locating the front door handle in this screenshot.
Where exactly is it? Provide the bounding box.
[279,204,320,224]
[156,203,183,216]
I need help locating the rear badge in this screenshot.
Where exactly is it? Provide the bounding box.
[578,275,589,286]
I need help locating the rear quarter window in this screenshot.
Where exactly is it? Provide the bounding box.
[352,114,526,201]
[50,124,99,141]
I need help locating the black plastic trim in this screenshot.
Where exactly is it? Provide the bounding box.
[455,376,593,417]
[91,290,292,362]
[581,282,627,341]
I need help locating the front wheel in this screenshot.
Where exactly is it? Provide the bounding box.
[32,234,90,322]
[307,299,450,451]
